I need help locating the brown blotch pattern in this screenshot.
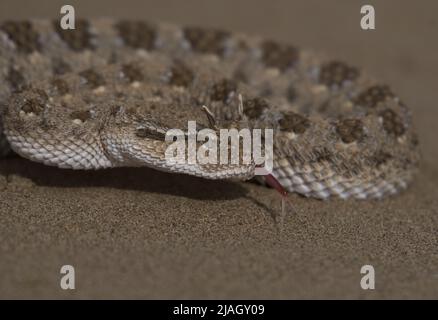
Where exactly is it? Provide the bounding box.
[0,21,40,53]
[380,109,405,137]
[261,41,298,71]
[53,19,94,51]
[79,69,106,89]
[21,89,48,115]
[6,67,27,92]
[115,21,156,50]
[244,98,269,120]
[21,100,43,115]
[312,147,333,163]
[279,111,310,134]
[372,150,393,167]
[210,79,237,102]
[51,78,70,95]
[70,110,91,122]
[319,61,359,86]
[183,27,229,55]
[355,85,394,108]
[121,63,144,83]
[168,61,194,87]
[336,118,365,143]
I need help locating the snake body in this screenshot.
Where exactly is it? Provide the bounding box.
[0,19,420,199]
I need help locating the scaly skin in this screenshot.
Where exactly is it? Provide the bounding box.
[0,19,420,199]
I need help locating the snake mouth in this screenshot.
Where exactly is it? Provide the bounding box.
[160,161,256,180]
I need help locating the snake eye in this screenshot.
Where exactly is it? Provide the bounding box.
[135,126,148,138]
[135,126,166,140]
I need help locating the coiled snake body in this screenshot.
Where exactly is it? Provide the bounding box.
[0,19,420,199]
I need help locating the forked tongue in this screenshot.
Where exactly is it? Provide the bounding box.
[259,168,296,217]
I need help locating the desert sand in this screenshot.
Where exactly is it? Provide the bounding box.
[0,0,437,298]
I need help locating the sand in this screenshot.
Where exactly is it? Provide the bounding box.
[0,0,437,299]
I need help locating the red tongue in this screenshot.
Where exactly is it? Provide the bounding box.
[264,173,288,196]
[263,173,295,215]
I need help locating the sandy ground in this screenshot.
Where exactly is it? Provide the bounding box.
[0,0,437,299]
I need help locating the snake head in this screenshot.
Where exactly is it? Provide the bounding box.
[100,104,256,180]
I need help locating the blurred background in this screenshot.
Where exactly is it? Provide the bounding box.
[1,0,437,299]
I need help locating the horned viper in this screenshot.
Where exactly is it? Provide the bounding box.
[0,19,420,199]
